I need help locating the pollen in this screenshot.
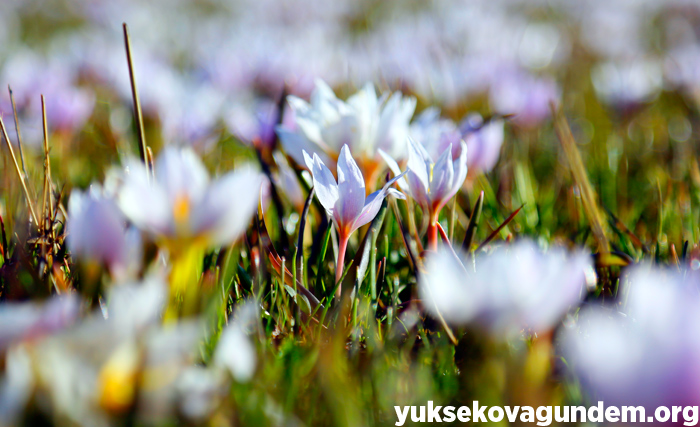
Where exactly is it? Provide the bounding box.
[173,194,191,224]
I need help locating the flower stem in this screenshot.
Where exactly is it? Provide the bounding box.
[335,233,349,300]
[427,213,439,252]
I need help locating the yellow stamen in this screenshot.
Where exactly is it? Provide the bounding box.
[98,342,139,413]
[173,194,190,224]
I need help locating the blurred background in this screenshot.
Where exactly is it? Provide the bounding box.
[3,1,700,426]
[3,0,700,244]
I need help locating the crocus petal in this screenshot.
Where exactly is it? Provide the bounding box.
[406,137,431,191]
[191,168,264,247]
[214,301,258,383]
[302,150,339,216]
[428,145,454,210]
[277,126,331,167]
[405,170,430,210]
[351,170,408,232]
[321,114,360,152]
[67,190,127,272]
[445,140,469,202]
[155,146,210,204]
[334,145,366,229]
[420,249,479,325]
[117,160,171,235]
[464,118,503,172]
[377,148,409,192]
[376,92,416,158]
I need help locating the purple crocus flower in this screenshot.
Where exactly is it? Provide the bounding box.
[420,239,592,336]
[561,264,700,413]
[303,144,406,298]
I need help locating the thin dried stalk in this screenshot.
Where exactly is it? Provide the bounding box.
[0,115,39,227]
[123,23,149,167]
[551,103,609,256]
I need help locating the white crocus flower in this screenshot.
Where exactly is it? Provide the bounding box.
[420,239,591,336]
[276,79,416,188]
[115,146,263,249]
[382,136,468,250]
[303,145,406,298]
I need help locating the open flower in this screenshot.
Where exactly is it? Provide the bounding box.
[303,144,405,298]
[114,146,263,250]
[277,79,416,188]
[408,108,504,174]
[561,264,700,412]
[420,239,592,336]
[382,136,467,250]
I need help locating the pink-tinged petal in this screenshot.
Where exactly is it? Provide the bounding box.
[155,146,210,204]
[191,168,264,247]
[428,145,454,212]
[335,145,366,228]
[277,126,331,167]
[117,160,172,235]
[377,149,409,192]
[303,150,339,216]
[351,170,408,233]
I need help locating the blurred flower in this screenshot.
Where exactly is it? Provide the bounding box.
[591,59,662,113]
[489,71,559,128]
[1,50,95,143]
[304,144,405,297]
[460,114,505,173]
[225,96,291,152]
[420,239,591,336]
[0,294,80,352]
[115,146,263,250]
[277,79,416,188]
[67,188,142,281]
[213,301,259,383]
[665,44,700,107]
[4,277,205,424]
[382,136,467,250]
[408,108,463,161]
[407,108,504,174]
[273,152,306,210]
[561,264,700,410]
